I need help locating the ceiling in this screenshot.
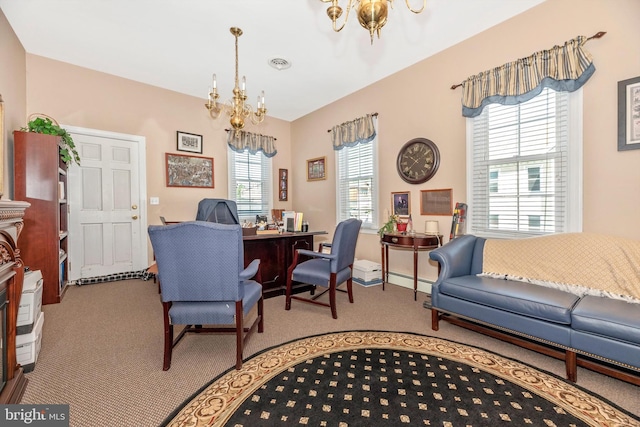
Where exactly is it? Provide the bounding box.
[0,0,544,122]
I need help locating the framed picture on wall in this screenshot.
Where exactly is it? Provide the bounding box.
[165,153,214,188]
[391,191,411,217]
[176,131,203,154]
[617,76,640,151]
[420,188,453,216]
[279,168,288,201]
[307,157,326,181]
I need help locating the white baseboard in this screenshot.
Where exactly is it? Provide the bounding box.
[385,272,433,295]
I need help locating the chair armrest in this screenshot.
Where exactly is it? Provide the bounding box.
[429,235,478,282]
[318,242,332,252]
[240,259,260,280]
[297,249,336,260]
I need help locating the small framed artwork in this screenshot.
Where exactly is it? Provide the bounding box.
[420,188,453,216]
[165,153,214,188]
[617,76,640,151]
[279,168,288,201]
[307,156,326,181]
[177,131,203,154]
[391,191,411,217]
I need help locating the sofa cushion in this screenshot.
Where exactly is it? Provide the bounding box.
[439,275,580,324]
[571,295,640,346]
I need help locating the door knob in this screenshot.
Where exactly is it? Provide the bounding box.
[132,215,138,220]
[132,204,138,210]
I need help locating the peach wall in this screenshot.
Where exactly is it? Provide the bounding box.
[291,0,640,281]
[2,0,639,283]
[0,8,26,198]
[23,55,293,224]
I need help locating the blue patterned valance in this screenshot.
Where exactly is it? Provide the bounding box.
[331,113,377,150]
[227,130,277,158]
[460,35,601,118]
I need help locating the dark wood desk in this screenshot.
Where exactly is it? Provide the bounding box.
[380,232,440,301]
[244,231,327,298]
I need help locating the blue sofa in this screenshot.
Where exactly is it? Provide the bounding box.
[428,234,640,385]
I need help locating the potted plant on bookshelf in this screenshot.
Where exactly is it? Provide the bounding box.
[20,115,80,165]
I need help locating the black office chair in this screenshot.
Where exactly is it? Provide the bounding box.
[196,199,240,224]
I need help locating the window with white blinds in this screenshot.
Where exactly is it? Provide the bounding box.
[228,148,272,221]
[467,87,582,239]
[336,136,378,231]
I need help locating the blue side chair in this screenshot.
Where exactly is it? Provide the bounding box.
[285,218,362,319]
[148,221,263,370]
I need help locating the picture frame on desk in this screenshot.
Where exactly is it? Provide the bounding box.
[176,131,203,154]
[617,76,640,151]
[165,153,214,188]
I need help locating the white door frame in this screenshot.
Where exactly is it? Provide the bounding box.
[63,125,148,280]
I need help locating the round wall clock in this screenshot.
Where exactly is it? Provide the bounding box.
[396,138,440,184]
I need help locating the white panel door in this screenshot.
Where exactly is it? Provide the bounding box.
[66,127,147,280]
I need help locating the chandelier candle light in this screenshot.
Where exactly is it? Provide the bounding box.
[321,0,426,44]
[205,27,267,130]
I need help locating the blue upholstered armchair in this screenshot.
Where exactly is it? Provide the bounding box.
[148,221,263,370]
[285,218,362,319]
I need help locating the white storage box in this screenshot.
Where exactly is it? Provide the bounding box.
[16,311,44,373]
[353,259,382,287]
[17,270,43,335]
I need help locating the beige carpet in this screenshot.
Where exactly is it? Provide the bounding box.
[21,279,639,427]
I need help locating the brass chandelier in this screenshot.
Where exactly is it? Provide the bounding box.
[205,27,267,130]
[321,0,426,44]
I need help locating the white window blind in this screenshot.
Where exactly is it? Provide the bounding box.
[336,136,378,231]
[467,88,582,239]
[228,148,272,221]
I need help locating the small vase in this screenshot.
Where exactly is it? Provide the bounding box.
[396,222,407,232]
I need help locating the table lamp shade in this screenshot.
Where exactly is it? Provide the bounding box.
[425,220,439,235]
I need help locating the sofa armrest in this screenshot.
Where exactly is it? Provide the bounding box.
[429,235,482,282]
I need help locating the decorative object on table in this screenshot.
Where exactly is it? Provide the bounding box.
[278,168,288,201]
[21,114,80,166]
[391,191,410,217]
[424,220,439,235]
[420,188,452,215]
[176,131,203,154]
[396,137,439,184]
[449,202,467,240]
[617,75,640,151]
[165,153,214,188]
[205,27,267,130]
[306,156,326,181]
[319,0,426,44]
[378,214,399,237]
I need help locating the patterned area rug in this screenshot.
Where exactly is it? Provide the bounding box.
[161,331,639,426]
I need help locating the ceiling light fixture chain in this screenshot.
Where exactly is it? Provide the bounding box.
[205,27,267,130]
[321,0,426,44]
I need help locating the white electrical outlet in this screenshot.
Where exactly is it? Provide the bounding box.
[150,197,160,205]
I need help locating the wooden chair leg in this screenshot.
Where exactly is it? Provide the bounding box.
[347,278,354,303]
[235,301,243,370]
[431,308,440,331]
[162,302,173,371]
[285,272,293,310]
[330,273,338,319]
[566,350,577,382]
[258,296,264,333]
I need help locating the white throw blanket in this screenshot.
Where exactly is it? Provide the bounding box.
[481,233,640,304]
